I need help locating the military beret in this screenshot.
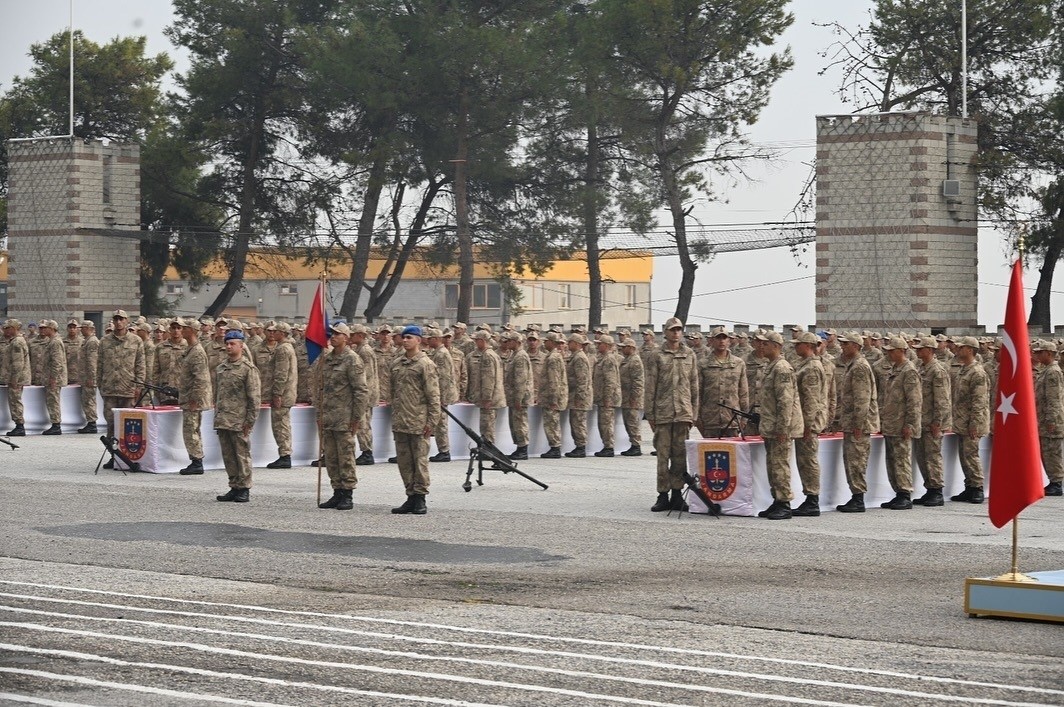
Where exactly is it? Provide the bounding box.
[956,336,980,349]
[881,336,909,351]
[796,331,820,345]
[401,325,423,338]
[472,330,491,341]
[663,317,683,331]
[598,334,614,346]
[80,320,95,329]
[839,331,864,345]
[329,322,351,335]
[224,329,245,341]
[112,309,129,320]
[763,331,784,345]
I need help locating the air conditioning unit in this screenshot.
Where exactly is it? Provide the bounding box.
[942,180,961,197]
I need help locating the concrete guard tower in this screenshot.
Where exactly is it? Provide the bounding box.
[815,112,979,331]
[6,139,141,327]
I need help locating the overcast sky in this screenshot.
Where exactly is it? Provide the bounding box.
[0,0,1040,330]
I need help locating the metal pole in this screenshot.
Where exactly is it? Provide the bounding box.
[69,0,74,138]
[961,0,968,118]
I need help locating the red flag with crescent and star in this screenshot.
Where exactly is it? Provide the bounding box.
[988,260,1045,528]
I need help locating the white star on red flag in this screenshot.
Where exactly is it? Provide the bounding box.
[997,391,1018,425]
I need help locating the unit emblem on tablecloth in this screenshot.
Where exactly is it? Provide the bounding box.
[701,447,736,501]
[120,412,148,461]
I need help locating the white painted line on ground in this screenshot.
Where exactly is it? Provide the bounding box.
[0,643,504,707]
[0,622,857,707]
[0,667,292,707]
[2,585,1060,701]
[0,694,94,707]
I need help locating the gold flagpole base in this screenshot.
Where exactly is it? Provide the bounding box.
[992,571,1039,583]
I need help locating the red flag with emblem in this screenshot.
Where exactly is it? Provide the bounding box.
[305,281,328,365]
[988,260,1045,528]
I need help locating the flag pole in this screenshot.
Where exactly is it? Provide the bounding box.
[316,270,326,506]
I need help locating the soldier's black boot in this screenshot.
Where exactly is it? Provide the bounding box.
[651,492,670,512]
[967,486,985,504]
[356,451,375,465]
[319,489,343,509]
[836,493,865,513]
[620,445,642,456]
[335,489,354,511]
[540,447,561,459]
[232,488,250,503]
[669,488,688,512]
[429,451,451,462]
[77,422,97,434]
[7,424,25,437]
[594,447,614,457]
[410,494,427,515]
[951,486,984,503]
[765,501,792,520]
[309,459,320,466]
[42,424,61,436]
[1045,481,1063,496]
[508,446,528,461]
[792,495,820,517]
[102,459,114,470]
[883,492,913,510]
[391,496,416,514]
[912,488,943,506]
[179,459,204,475]
[387,456,398,463]
[564,446,586,458]
[217,488,241,502]
[266,455,291,469]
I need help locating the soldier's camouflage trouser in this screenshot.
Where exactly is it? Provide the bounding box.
[542,408,562,448]
[356,408,373,453]
[622,408,642,446]
[653,422,691,493]
[913,430,944,489]
[217,429,252,489]
[433,410,449,453]
[7,385,23,424]
[271,406,292,456]
[182,409,203,460]
[597,406,615,448]
[394,431,430,496]
[508,405,529,447]
[479,408,497,444]
[569,408,588,446]
[45,385,61,425]
[81,385,97,427]
[102,396,134,438]
[794,435,820,495]
[843,432,871,494]
[1041,435,1064,483]
[959,435,985,488]
[884,436,913,494]
[323,428,357,490]
[763,437,794,503]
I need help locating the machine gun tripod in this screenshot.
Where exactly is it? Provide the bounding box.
[715,402,760,440]
[94,435,140,474]
[134,381,180,408]
[0,437,19,451]
[443,407,548,492]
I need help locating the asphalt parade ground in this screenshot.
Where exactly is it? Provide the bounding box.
[0,430,1061,706]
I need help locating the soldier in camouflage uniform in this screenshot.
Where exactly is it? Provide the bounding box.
[731,332,752,360]
[565,333,593,457]
[817,336,838,433]
[591,334,622,457]
[452,322,475,358]
[374,326,396,402]
[538,332,568,458]
[618,338,645,456]
[3,319,30,436]
[912,337,953,506]
[836,331,880,513]
[134,322,156,389]
[96,310,146,451]
[292,325,312,404]
[696,327,749,438]
[76,321,100,434]
[951,336,990,503]
[639,328,659,372]
[206,320,228,379]
[63,320,82,385]
[316,323,369,511]
[823,329,842,359]
[351,324,380,465]
[645,317,699,513]
[792,331,827,517]
[743,334,767,436]
[526,332,546,403]
[684,330,707,363]
[757,332,803,520]
[153,321,187,404]
[39,321,67,434]
[500,331,533,459]
[176,318,213,475]
[1033,340,1064,496]
[28,326,45,386]
[389,325,441,515]
[878,337,923,510]
[425,328,456,463]
[254,322,277,405]
[467,330,505,444]
[213,330,261,503]
[266,323,298,469]
[442,329,468,402]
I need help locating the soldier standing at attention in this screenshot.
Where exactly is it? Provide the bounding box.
[255,322,277,407]
[76,321,100,434]
[206,319,228,376]
[817,335,838,433]
[4,319,30,436]
[644,317,699,513]
[538,331,568,458]
[565,333,593,458]
[63,320,82,385]
[389,325,441,515]
[28,323,45,386]
[374,325,396,403]
[425,328,456,463]
[639,328,659,373]
[1033,340,1064,496]
[792,331,827,517]
[696,326,749,438]
[134,322,156,389]
[39,320,67,435]
[526,331,546,403]
[266,323,298,469]
[177,318,213,476]
[836,331,880,513]
[502,330,533,460]
[757,331,803,520]
[468,329,505,444]
[618,338,645,456]
[592,334,622,457]
[316,323,369,511]
[292,324,311,404]
[878,337,923,510]
[912,337,952,506]
[951,336,990,504]
[213,329,260,503]
[154,321,187,404]
[97,310,146,452]
[350,324,380,465]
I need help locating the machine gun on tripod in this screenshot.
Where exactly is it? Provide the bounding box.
[134,381,180,408]
[443,407,548,492]
[715,401,761,440]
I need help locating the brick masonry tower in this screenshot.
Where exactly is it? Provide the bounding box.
[815,112,979,331]
[6,139,141,327]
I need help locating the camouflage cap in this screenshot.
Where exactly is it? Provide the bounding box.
[169,318,182,328]
[684,330,703,340]
[620,337,637,348]
[598,334,614,346]
[226,321,245,332]
[214,317,229,327]
[1031,339,1054,353]
[134,322,151,332]
[349,323,368,335]
[329,322,351,336]
[264,321,279,332]
[709,326,728,338]
[796,331,820,345]
[545,331,563,343]
[956,335,980,349]
[881,336,909,351]
[790,325,804,332]
[473,330,492,341]
[914,336,937,349]
[453,322,467,330]
[592,326,606,334]
[934,333,949,342]
[475,323,493,333]
[424,327,443,339]
[80,320,95,328]
[112,309,129,320]
[442,328,453,338]
[568,333,586,344]
[178,316,198,328]
[376,324,392,334]
[526,330,540,340]
[67,318,80,327]
[277,322,292,334]
[763,331,784,345]
[663,317,683,330]
[839,331,864,345]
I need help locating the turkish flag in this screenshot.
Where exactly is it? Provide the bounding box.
[988,260,1045,528]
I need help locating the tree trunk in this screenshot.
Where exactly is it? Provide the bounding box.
[584,92,602,328]
[1028,241,1061,332]
[339,152,387,320]
[454,87,474,324]
[659,156,695,322]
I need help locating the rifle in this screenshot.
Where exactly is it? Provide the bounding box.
[0,437,18,450]
[681,470,722,517]
[443,407,548,492]
[134,380,180,407]
[96,435,141,474]
[715,401,761,440]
